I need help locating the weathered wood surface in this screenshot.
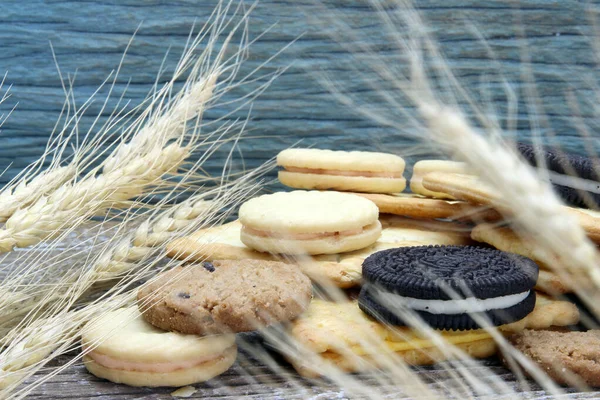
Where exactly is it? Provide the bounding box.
[22,350,600,399]
[2,0,600,398]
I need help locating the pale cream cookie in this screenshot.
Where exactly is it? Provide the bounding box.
[239,190,382,255]
[279,294,579,377]
[410,160,470,199]
[277,148,406,193]
[81,307,236,387]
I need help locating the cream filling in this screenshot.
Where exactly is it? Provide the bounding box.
[284,166,403,179]
[368,285,530,315]
[85,348,224,373]
[243,222,376,240]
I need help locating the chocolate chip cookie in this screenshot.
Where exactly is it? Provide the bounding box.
[509,329,600,387]
[137,259,312,334]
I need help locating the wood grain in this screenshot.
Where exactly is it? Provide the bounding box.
[0,0,597,186]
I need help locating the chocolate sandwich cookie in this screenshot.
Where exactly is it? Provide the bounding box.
[517,142,600,208]
[358,245,538,330]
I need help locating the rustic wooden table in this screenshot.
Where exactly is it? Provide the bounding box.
[2,223,595,400]
[23,341,600,399]
[20,343,584,399]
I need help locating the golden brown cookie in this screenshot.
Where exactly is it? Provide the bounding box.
[536,270,572,295]
[509,329,600,387]
[279,294,579,377]
[349,192,500,222]
[471,224,581,294]
[471,224,551,266]
[166,218,473,288]
[137,260,312,334]
[422,172,600,243]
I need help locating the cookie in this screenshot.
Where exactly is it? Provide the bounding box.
[81,307,236,387]
[359,245,539,330]
[471,224,577,294]
[517,142,600,208]
[137,259,312,334]
[421,171,600,243]
[277,148,406,193]
[239,190,382,255]
[350,192,500,221]
[509,329,600,387]
[167,217,473,288]
[410,160,470,199]
[279,294,578,377]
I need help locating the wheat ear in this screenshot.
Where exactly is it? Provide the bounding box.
[0,142,190,253]
[0,62,226,252]
[298,1,598,397]
[0,177,258,395]
[0,0,255,253]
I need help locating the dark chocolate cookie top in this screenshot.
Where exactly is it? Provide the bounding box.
[362,245,538,300]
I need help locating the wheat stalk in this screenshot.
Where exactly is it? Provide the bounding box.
[0,0,262,254]
[0,0,276,334]
[294,0,600,397]
[0,5,277,395]
[0,174,261,395]
[0,49,227,252]
[0,293,134,397]
[0,142,189,253]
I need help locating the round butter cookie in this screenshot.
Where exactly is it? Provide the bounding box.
[277,148,406,193]
[410,160,470,199]
[82,307,236,387]
[138,259,312,334]
[358,245,538,330]
[239,190,381,255]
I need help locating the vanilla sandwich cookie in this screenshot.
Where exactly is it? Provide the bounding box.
[359,245,539,330]
[82,307,236,387]
[277,148,406,193]
[410,160,470,199]
[239,190,381,255]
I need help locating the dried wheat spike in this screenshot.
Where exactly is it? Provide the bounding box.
[0,143,189,252]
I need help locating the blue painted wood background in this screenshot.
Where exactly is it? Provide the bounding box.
[0,0,597,186]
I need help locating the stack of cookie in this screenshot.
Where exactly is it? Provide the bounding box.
[164,147,584,382]
[82,259,312,387]
[167,150,479,289]
[410,151,600,296]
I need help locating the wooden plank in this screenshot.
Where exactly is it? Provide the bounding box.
[0,0,597,184]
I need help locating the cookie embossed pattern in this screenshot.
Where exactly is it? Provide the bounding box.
[359,246,539,330]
